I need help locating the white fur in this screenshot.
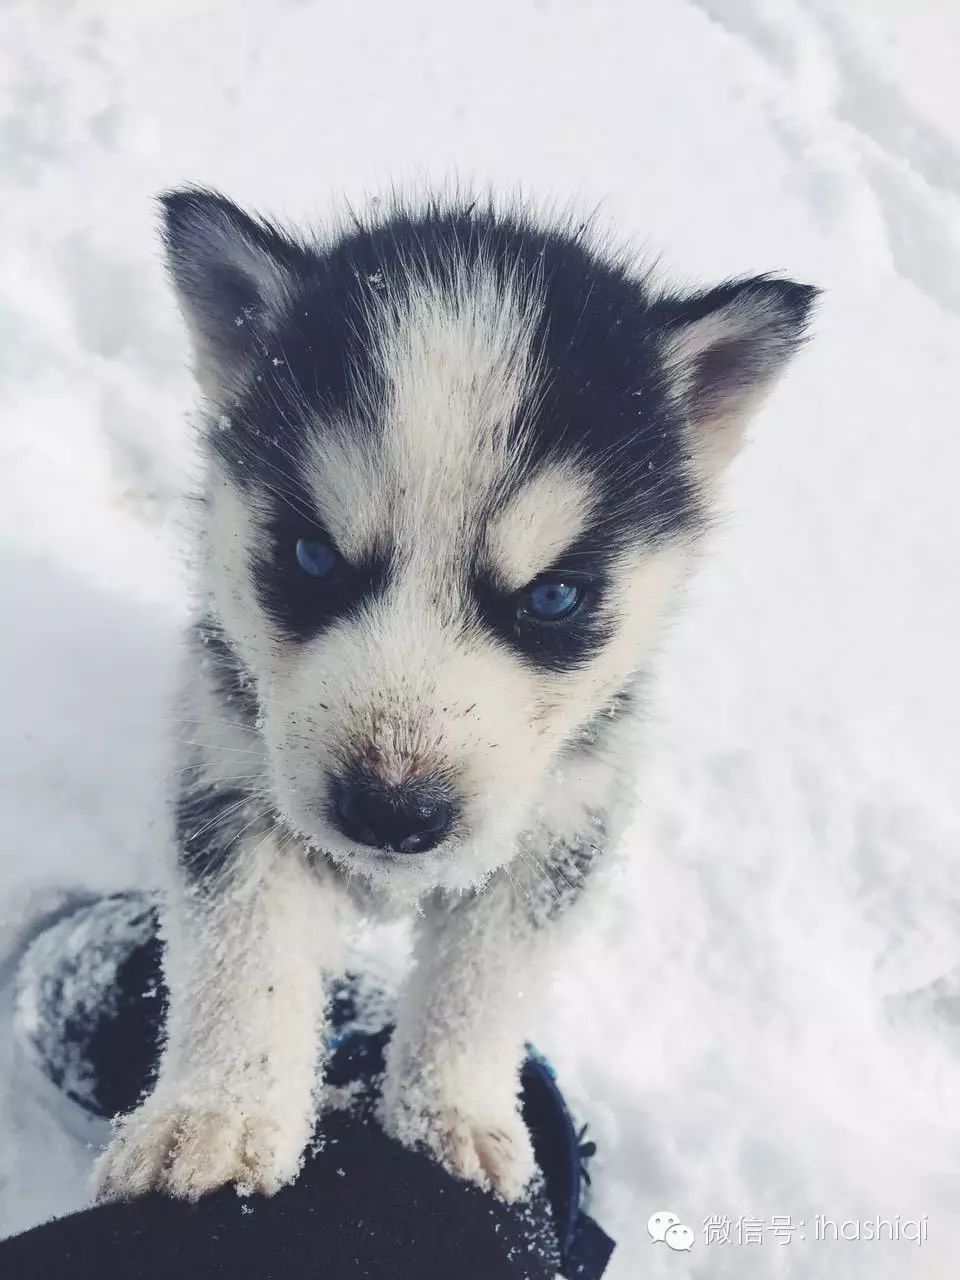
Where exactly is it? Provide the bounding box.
[483,461,598,591]
[96,832,343,1199]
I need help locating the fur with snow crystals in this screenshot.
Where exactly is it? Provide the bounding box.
[94,189,816,1203]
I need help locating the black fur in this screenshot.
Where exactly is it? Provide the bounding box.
[473,567,613,674]
[192,617,259,723]
[162,192,696,532]
[252,507,392,645]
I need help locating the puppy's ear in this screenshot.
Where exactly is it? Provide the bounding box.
[654,276,818,479]
[159,187,307,400]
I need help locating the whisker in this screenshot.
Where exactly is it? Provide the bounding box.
[163,764,265,783]
[515,847,561,901]
[122,716,262,737]
[212,810,281,891]
[162,717,262,736]
[519,836,582,899]
[170,738,268,756]
[540,850,580,894]
[184,791,264,844]
[502,862,528,907]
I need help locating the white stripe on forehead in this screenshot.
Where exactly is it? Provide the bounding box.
[482,462,598,591]
[306,262,543,564]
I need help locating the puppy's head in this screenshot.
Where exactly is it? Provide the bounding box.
[162,189,815,894]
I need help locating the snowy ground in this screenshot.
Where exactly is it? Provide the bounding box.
[2,1,960,1275]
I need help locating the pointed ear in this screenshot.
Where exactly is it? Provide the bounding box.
[159,187,307,400]
[654,275,818,478]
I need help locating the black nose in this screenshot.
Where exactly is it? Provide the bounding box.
[329,774,454,854]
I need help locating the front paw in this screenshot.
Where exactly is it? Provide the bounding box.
[383,1092,537,1203]
[93,1101,306,1202]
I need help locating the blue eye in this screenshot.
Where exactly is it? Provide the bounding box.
[523,579,583,620]
[295,537,341,579]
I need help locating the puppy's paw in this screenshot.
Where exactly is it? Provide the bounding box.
[93,1102,304,1202]
[384,1094,537,1202]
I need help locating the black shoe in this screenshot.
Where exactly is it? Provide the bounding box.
[12,892,615,1279]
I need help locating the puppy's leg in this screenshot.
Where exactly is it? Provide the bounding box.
[381,875,556,1203]
[94,833,337,1201]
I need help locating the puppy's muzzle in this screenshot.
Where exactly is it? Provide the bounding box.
[327,770,457,854]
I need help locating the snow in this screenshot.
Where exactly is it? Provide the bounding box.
[2,0,959,1275]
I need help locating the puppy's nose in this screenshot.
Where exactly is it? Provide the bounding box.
[329,774,454,854]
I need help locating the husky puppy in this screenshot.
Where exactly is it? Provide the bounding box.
[94,190,815,1203]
